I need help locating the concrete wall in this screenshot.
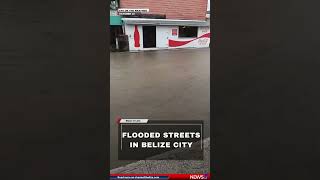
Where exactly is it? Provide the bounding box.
[168,26,210,49]
[124,24,144,51]
[120,0,208,20]
[124,24,210,51]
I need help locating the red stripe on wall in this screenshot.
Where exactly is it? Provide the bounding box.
[168,33,211,47]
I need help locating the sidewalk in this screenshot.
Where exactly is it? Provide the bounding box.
[110,138,210,174]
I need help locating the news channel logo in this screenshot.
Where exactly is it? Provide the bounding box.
[189,173,209,179]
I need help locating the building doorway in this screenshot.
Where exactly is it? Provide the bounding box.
[143,26,156,48]
[110,26,124,51]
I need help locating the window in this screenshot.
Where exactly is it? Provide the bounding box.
[178,26,198,38]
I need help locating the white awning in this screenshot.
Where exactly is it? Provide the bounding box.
[122,18,209,26]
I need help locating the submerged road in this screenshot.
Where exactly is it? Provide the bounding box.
[110,48,210,169]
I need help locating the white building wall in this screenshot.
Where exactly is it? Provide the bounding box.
[124,24,210,51]
[124,24,144,51]
[156,26,172,48]
[197,26,211,47]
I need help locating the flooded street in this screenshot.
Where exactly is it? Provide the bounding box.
[110,48,210,169]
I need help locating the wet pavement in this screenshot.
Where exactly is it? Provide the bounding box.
[110,48,210,169]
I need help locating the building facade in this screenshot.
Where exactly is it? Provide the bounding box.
[122,19,210,51]
[111,0,210,52]
[110,0,124,51]
[120,0,208,20]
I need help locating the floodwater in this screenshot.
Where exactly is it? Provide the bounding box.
[110,48,210,169]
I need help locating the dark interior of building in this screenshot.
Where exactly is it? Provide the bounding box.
[142,26,156,48]
[110,26,123,51]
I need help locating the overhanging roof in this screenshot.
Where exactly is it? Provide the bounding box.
[122,18,209,26]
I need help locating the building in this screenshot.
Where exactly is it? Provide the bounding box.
[122,19,210,51]
[110,0,124,51]
[112,0,210,51]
